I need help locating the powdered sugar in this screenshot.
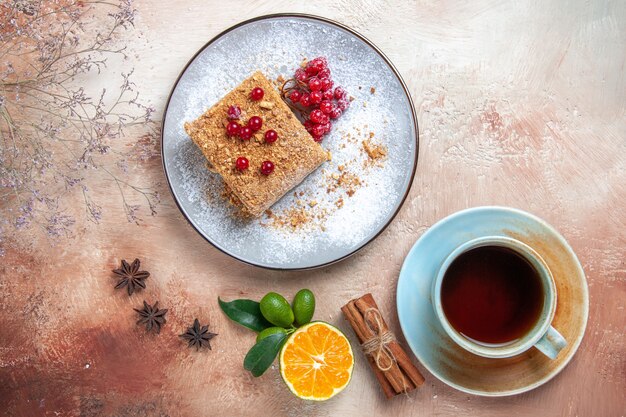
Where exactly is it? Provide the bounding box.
[163,17,416,268]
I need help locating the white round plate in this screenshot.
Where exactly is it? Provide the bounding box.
[162,14,418,270]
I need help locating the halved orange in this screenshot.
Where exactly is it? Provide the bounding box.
[279,322,354,401]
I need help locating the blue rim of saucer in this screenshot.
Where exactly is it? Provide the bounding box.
[396,206,589,396]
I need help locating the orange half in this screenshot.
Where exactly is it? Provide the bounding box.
[279,322,354,401]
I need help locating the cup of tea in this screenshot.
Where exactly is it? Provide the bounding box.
[432,236,567,359]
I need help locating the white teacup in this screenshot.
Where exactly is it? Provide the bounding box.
[432,236,567,359]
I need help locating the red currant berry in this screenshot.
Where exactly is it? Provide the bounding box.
[239,126,253,140]
[305,65,318,76]
[226,121,241,136]
[308,77,322,91]
[264,129,278,143]
[318,114,330,125]
[303,120,314,131]
[248,116,263,131]
[330,108,342,119]
[318,68,331,79]
[319,100,334,114]
[322,89,334,100]
[309,57,327,73]
[299,93,312,107]
[227,105,241,119]
[310,91,323,104]
[289,89,302,102]
[334,86,346,99]
[337,99,350,111]
[320,77,333,91]
[309,109,324,123]
[235,156,249,171]
[250,87,264,101]
[295,68,307,82]
[260,160,275,175]
[311,123,325,139]
[322,122,332,134]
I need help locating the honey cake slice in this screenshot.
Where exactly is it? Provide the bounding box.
[184,71,329,217]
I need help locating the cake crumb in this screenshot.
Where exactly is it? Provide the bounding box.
[264,206,312,230]
[326,170,362,196]
[259,101,275,109]
[370,86,376,94]
[363,139,388,162]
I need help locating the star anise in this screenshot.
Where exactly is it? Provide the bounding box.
[112,258,149,295]
[179,318,217,350]
[134,301,167,333]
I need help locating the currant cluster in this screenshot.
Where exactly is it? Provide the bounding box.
[224,87,275,175]
[282,57,349,142]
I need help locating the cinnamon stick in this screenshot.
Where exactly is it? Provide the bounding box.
[341,293,424,398]
[341,304,396,399]
[355,294,425,388]
[343,302,408,394]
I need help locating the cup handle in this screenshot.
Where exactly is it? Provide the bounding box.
[534,326,567,359]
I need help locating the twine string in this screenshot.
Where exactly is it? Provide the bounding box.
[360,308,397,371]
[358,306,413,396]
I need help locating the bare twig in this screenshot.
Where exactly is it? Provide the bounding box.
[0,0,158,243]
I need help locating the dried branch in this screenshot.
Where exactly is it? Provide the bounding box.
[0,0,158,244]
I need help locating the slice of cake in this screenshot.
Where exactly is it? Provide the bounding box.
[184,71,330,217]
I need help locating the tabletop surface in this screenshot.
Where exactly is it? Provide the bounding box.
[1,1,624,416]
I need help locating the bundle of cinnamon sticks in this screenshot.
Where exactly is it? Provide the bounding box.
[341,293,424,398]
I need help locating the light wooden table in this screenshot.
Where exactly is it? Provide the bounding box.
[1,1,624,416]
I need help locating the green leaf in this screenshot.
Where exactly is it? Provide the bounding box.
[218,298,272,332]
[244,332,288,377]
